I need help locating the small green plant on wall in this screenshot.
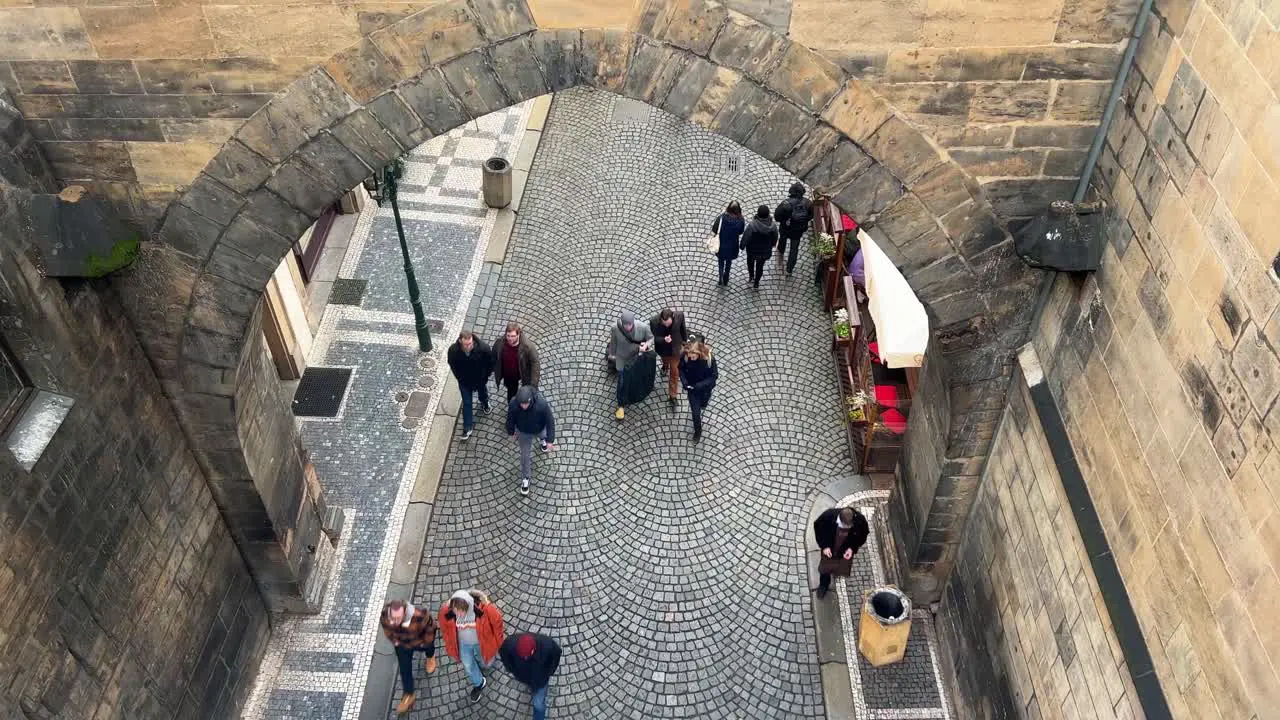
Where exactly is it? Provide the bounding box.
[833,308,851,339]
[845,389,869,423]
[810,230,835,260]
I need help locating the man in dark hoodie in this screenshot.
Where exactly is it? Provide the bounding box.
[775,182,813,275]
[740,205,780,289]
[446,330,493,440]
[506,385,555,495]
[499,632,562,720]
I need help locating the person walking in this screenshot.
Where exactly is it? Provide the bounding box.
[381,599,438,715]
[606,311,654,420]
[438,589,505,703]
[775,182,813,275]
[678,337,718,441]
[447,330,494,440]
[499,632,562,720]
[506,385,555,495]
[649,307,689,405]
[813,506,870,598]
[740,205,779,289]
[711,201,745,286]
[493,321,541,403]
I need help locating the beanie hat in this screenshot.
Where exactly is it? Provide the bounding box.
[516,633,536,659]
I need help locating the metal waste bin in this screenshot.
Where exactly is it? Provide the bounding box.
[482,156,512,209]
[857,586,912,666]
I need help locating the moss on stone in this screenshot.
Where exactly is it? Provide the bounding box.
[81,234,140,278]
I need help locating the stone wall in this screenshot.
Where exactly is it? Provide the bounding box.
[0,0,1140,230]
[0,179,269,718]
[937,365,1145,720]
[937,0,1280,716]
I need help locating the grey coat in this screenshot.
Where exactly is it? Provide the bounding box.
[607,321,654,372]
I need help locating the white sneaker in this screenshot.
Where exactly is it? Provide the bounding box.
[539,438,549,453]
[461,429,473,440]
[520,478,530,495]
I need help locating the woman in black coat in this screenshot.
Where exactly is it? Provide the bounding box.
[711,201,746,286]
[740,205,780,289]
[678,337,718,442]
[813,506,869,597]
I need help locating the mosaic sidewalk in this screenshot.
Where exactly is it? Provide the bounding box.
[240,100,534,720]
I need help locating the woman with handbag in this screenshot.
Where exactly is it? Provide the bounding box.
[709,201,745,286]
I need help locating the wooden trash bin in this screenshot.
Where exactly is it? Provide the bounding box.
[857,586,912,666]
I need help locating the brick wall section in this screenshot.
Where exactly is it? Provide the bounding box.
[0,180,269,718]
[937,368,1144,720]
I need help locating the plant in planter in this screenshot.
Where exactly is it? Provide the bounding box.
[832,308,851,339]
[845,389,870,423]
[810,230,836,260]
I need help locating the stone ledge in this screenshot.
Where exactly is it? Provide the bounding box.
[390,502,432,585]
[411,418,453,504]
[486,208,516,263]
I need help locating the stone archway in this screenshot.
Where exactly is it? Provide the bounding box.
[148,0,1034,610]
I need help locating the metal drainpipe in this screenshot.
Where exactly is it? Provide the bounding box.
[1027,0,1157,330]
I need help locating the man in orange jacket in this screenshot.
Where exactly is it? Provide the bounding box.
[438,589,505,702]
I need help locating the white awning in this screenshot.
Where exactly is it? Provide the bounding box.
[859,229,929,368]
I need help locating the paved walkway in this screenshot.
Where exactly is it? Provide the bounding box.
[398,88,861,719]
[241,101,534,720]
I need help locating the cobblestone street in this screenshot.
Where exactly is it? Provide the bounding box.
[401,88,857,719]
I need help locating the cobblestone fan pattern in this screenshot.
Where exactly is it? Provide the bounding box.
[400,87,859,719]
[241,101,532,720]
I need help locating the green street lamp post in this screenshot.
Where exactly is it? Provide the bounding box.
[364,158,432,353]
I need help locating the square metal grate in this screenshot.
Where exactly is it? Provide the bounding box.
[292,367,353,417]
[329,278,367,306]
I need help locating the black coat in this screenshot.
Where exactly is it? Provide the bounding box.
[712,214,745,260]
[499,634,561,690]
[740,218,779,257]
[447,339,494,388]
[813,508,869,554]
[618,351,657,407]
[649,312,688,358]
[775,195,813,239]
[506,390,556,442]
[678,355,718,403]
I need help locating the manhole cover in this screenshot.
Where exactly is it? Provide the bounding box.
[329,278,367,306]
[292,367,353,417]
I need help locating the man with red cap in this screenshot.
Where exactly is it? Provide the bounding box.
[499,631,562,720]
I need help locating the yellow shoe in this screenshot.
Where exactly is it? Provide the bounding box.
[397,692,416,714]
[615,407,625,420]
[424,657,437,674]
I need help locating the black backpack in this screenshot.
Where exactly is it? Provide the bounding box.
[788,199,812,231]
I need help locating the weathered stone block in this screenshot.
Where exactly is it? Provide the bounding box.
[66,60,143,95]
[580,28,634,92]
[371,1,485,80]
[935,124,1013,148]
[324,39,401,104]
[441,51,511,118]
[876,193,938,246]
[1023,45,1123,81]
[1232,323,1280,414]
[1185,91,1232,176]
[295,133,373,197]
[969,81,1051,122]
[801,139,873,195]
[1133,148,1169,215]
[833,163,904,217]
[182,325,243,369]
[489,36,550,105]
[179,173,245,227]
[128,141,218,186]
[1043,150,1088,177]
[661,54,718,120]
[204,244,276,295]
[941,201,1007,258]
[59,94,190,120]
[689,66,742,128]
[49,118,165,143]
[1164,59,1205,134]
[908,254,974,301]
[951,148,1045,177]
[204,5,359,58]
[11,60,75,94]
[895,226,956,275]
[329,109,404,175]
[158,203,224,260]
[366,91,431,150]
[1049,81,1109,122]
[708,10,788,82]
[530,29,580,92]
[188,276,257,339]
[529,0,636,28]
[885,46,1025,83]
[1148,110,1196,189]
[43,141,136,182]
[398,68,472,136]
[0,8,95,60]
[820,79,893,145]
[875,82,971,130]
[862,114,944,186]
[709,77,771,146]
[204,139,273,195]
[779,122,840,178]
[240,188,313,243]
[650,0,727,55]
[82,6,218,59]
[1057,0,1141,43]
[236,69,355,163]
[743,98,815,163]
[982,178,1075,218]
[623,40,688,107]
[1011,123,1096,149]
[470,0,536,40]
[767,41,845,113]
[912,162,972,217]
[922,0,1062,46]
[134,58,314,95]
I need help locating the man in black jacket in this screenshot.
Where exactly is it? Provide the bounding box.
[775,182,813,275]
[506,386,556,496]
[813,506,869,598]
[499,632,561,720]
[649,308,688,404]
[447,330,494,440]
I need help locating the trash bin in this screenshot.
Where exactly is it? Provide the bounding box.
[857,586,912,666]
[482,156,512,209]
